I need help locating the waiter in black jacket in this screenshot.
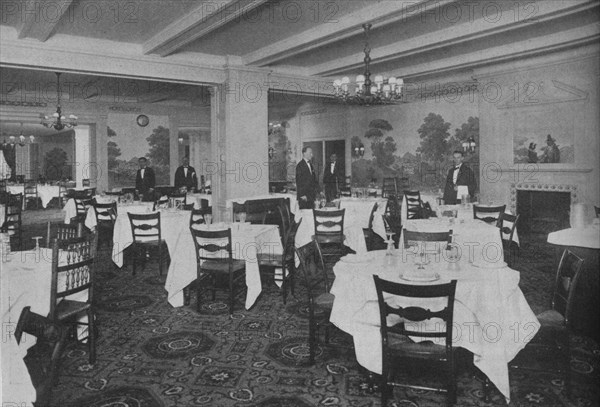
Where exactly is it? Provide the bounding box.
[174,156,198,191]
[323,153,342,202]
[295,146,320,209]
[135,157,156,201]
[443,150,477,205]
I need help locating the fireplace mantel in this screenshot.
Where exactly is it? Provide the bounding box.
[491,168,592,173]
[510,182,578,214]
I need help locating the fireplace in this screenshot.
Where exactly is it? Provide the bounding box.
[511,183,578,236]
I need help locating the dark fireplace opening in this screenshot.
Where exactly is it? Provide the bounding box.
[517,190,571,236]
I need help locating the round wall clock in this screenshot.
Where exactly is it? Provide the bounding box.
[136,114,149,127]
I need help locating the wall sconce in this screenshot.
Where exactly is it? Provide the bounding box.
[268,147,274,159]
[462,136,476,153]
[352,144,365,158]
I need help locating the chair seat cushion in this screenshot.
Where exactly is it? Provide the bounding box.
[388,334,448,358]
[201,259,246,273]
[536,309,566,328]
[256,252,292,266]
[55,300,90,320]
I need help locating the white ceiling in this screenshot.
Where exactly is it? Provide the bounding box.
[0,0,598,103]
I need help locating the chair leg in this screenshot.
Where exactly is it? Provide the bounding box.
[87,309,96,365]
[281,265,287,305]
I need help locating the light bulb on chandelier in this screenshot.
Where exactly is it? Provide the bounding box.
[40,72,78,131]
[333,24,404,105]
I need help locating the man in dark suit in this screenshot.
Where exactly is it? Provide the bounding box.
[135,157,156,201]
[174,156,197,191]
[323,153,342,202]
[296,146,320,209]
[443,150,477,205]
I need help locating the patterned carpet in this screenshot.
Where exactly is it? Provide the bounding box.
[17,221,600,407]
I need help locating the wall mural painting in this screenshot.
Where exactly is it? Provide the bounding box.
[514,132,574,164]
[350,114,480,193]
[268,123,292,182]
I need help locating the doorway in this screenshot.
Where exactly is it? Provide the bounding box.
[302,139,346,182]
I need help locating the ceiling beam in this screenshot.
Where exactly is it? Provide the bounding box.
[310,0,598,77]
[17,0,75,41]
[243,0,441,67]
[143,0,270,57]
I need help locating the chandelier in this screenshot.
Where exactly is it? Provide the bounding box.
[41,72,78,131]
[462,136,477,153]
[333,24,404,105]
[1,123,35,148]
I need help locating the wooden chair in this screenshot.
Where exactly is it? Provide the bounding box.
[397,176,410,191]
[182,203,195,210]
[312,208,348,264]
[403,190,423,219]
[382,177,397,198]
[153,196,169,211]
[169,192,187,209]
[497,212,520,267]
[1,193,23,250]
[363,202,381,251]
[473,204,506,224]
[24,179,39,209]
[199,198,210,209]
[46,222,79,247]
[49,234,98,365]
[92,200,117,248]
[258,218,302,304]
[403,229,453,253]
[373,276,458,406]
[189,207,212,229]
[82,179,91,187]
[71,198,93,225]
[127,212,168,276]
[295,239,334,364]
[509,250,584,399]
[190,227,246,314]
[15,306,68,406]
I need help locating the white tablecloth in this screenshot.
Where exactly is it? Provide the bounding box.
[294,209,367,254]
[7,185,60,208]
[164,222,283,309]
[330,249,539,404]
[547,222,600,249]
[402,218,506,264]
[65,198,153,230]
[338,197,387,238]
[1,249,88,406]
[186,193,212,209]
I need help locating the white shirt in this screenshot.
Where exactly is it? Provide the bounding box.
[452,164,462,185]
[140,168,145,179]
[330,162,335,173]
[183,167,188,177]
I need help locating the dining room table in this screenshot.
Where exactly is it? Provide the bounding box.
[1,248,88,406]
[329,246,540,404]
[110,207,283,310]
[6,184,61,209]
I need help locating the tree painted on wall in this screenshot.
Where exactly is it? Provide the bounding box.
[416,113,451,163]
[44,147,68,180]
[107,126,121,170]
[365,119,397,170]
[146,126,170,185]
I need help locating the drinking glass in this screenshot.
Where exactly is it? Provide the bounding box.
[205,214,213,227]
[32,236,42,251]
[239,212,247,223]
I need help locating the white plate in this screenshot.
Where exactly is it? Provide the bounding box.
[399,273,440,282]
[472,261,508,269]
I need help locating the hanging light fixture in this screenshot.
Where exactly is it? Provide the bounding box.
[1,123,35,148]
[41,72,78,131]
[333,24,404,105]
[462,136,477,153]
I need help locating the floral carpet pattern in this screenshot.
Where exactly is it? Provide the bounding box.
[17,221,600,407]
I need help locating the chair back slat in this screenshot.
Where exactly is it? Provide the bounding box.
[49,234,97,317]
[403,190,423,219]
[313,209,345,240]
[128,212,161,242]
[295,239,330,300]
[374,276,457,343]
[552,249,584,327]
[403,229,452,251]
[93,200,117,225]
[189,207,212,228]
[473,204,506,224]
[153,196,169,211]
[190,227,233,263]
